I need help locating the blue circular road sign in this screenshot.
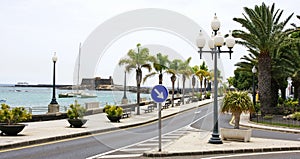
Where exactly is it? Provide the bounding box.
[151,85,169,103]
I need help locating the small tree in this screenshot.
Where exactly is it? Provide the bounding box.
[221,91,254,129]
[67,100,86,119]
[0,104,32,125]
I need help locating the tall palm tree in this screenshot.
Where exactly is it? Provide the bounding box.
[233,2,293,115]
[143,53,170,85]
[192,65,200,99]
[199,62,209,95]
[178,57,192,104]
[118,43,155,115]
[168,59,181,106]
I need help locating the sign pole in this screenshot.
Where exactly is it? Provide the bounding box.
[158,103,162,152]
[150,85,168,152]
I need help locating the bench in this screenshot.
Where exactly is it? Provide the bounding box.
[175,100,181,106]
[122,108,132,118]
[148,104,156,111]
[142,105,153,113]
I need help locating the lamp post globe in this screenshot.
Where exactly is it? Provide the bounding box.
[48,52,59,113]
[196,14,235,144]
[252,66,257,119]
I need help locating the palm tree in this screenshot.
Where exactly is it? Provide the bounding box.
[199,62,209,95]
[118,43,155,115]
[233,2,293,115]
[192,65,200,99]
[168,59,181,106]
[143,53,170,85]
[221,91,254,129]
[178,57,192,104]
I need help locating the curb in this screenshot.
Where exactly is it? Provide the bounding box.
[0,102,208,151]
[143,146,300,157]
[240,120,300,134]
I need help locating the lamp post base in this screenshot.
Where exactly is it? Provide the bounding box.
[48,104,60,114]
[209,134,223,144]
[121,98,128,104]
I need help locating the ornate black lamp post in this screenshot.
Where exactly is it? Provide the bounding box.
[252,66,257,120]
[252,66,257,106]
[48,52,59,113]
[121,71,128,104]
[196,14,235,144]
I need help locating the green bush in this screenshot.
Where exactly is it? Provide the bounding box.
[291,112,300,120]
[205,92,211,99]
[104,105,123,117]
[0,103,32,125]
[263,115,273,120]
[67,100,87,119]
[195,93,202,100]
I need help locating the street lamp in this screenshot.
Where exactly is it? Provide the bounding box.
[121,71,128,104]
[196,14,235,144]
[252,66,257,106]
[287,77,292,98]
[252,66,257,120]
[48,52,59,113]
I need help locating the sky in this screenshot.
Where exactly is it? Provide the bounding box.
[0,0,298,85]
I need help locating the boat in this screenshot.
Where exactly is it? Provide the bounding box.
[58,93,76,98]
[79,92,97,98]
[0,98,6,103]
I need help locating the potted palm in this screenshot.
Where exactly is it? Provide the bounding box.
[0,104,32,136]
[220,91,254,142]
[67,100,87,128]
[104,105,123,122]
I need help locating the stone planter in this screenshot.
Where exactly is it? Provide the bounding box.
[0,124,26,136]
[107,116,121,122]
[67,119,87,128]
[220,128,252,142]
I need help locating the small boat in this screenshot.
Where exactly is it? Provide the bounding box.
[0,99,6,103]
[58,93,76,98]
[79,92,97,98]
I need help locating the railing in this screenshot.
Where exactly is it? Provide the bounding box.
[23,106,68,115]
[251,115,300,128]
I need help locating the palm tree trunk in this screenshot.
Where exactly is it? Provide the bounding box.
[159,73,163,84]
[182,75,186,104]
[136,69,142,115]
[233,112,241,129]
[200,79,203,100]
[204,78,207,95]
[258,53,272,115]
[192,75,195,100]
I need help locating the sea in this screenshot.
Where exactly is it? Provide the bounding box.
[0,86,150,115]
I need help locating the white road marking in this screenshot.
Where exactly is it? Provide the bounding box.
[87,109,213,159]
[120,147,151,151]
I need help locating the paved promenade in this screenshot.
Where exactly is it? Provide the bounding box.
[1,99,300,158]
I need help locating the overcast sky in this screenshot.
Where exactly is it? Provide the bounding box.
[0,0,298,85]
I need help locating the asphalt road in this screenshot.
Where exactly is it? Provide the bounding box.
[1,102,299,159]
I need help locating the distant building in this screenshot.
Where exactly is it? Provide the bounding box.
[81,76,114,90]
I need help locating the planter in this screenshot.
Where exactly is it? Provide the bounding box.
[107,116,121,122]
[0,124,26,136]
[220,128,252,142]
[67,119,88,128]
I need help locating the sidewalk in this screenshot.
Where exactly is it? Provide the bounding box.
[1,99,300,158]
[144,113,300,157]
[0,99,212,150]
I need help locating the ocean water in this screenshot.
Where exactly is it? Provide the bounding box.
[0,87,150,114]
